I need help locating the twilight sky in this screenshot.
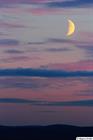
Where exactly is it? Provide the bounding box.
[0,0,93,71]
[0,0,93,126]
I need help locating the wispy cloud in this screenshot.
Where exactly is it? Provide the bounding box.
[76,89,93,97]
[0,39,19,46]
[0,22,25,29]
[27,38,90,46]
[45,48,71,52]
[0,56,29,63]
[0,0,93,9]
[0,68,92,77]
[0,77,49,89]
[28,41,45,45]
[77,45,93,58]
[0,0,93,6]
[0,98,93,106]
[46,0,93,8]
[29,37,92,46]
[4,49,24,54]
[47,38,71,43]
[46,60,93,71]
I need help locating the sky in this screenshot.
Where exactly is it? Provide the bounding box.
[0,0,93,126]
[0,0,93,71]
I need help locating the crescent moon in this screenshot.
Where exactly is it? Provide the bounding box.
[67,19,75,36]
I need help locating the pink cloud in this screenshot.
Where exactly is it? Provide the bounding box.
[47,60,93,71]
[27,7,62,15]
[77,31,93,44]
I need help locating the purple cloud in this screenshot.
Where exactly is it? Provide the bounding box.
[46,0,93,8]
[0,0,93,7]
[45,48,71,52]
[0,22,25,29]
[5,49,24,54]
[0,56,29,63]
[0,39,19,46]
[0,98,93,106]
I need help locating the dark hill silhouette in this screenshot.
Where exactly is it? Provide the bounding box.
[0,124,93,140]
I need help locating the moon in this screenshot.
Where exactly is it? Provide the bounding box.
[67,19,75,36]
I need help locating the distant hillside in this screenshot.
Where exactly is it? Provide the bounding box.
[0,124,93,140]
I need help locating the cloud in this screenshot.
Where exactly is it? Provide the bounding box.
[76,90,93,96]
[47,38,72,43]
[46,100,93,106]
[0,56,29,63]
[0,0,50,4]
[47,38,92,45]
[46,0,93,8]
[77,32,93,45]
[77,45,93,50]
[0,77,49,89]
[0,68,93,77]
[77,45,93,57]
[45,38,89,46]
[0,0,46,5]
[0,98,93,106]
[0,0,93,6]
[0,22,25,29]
[46,60,93,71]
[5,49,24,54]
[0,0,93,8]
[27,39,69,46]
[26,37,93,47]
[0,98,39,104]
[28,41,45,45]
[0,39,19,46]
[46,48,71,52]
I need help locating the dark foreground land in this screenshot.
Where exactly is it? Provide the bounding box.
[0,124,93,140]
